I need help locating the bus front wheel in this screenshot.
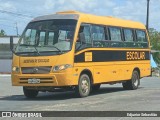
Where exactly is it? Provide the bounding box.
[23,87,39,98]
[75,74,91,97]
[122,70,140,90]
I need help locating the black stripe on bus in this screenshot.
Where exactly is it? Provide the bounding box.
[74,50,150,63]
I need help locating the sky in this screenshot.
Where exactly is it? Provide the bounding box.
[0,0,160,36]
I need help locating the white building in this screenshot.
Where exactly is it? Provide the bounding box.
[0,36,19,44]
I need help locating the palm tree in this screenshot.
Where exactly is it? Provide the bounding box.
[0,29,6,36]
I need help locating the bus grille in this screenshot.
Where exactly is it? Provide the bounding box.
[21,66,52,74]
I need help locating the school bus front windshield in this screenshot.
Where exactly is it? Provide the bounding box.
[15,19,77,56]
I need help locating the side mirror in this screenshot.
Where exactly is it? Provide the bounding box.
[10,36,15,53]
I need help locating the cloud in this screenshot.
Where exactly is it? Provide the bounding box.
[0,0,160,35]
[41,0,115,15]
[0,1,16,11]
[112,1,146,21]
[44,0,55,10]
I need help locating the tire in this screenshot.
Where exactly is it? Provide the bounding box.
[92,84,101,92]
[23,87,39,98]
[122,70,140,90]
[75,74,91,97]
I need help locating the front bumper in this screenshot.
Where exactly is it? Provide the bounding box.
[11,72,78,87]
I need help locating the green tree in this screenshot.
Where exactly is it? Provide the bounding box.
[149,28,160,64]
[0,29,6,36]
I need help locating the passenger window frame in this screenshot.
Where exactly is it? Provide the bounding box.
[108,26,123,42]
[123,28,134,42]
[135,29,147,42]
[76,23,149,50]
[91,25,106,41]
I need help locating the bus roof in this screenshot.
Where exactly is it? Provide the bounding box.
[32,10,146,30]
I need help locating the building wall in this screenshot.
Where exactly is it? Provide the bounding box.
[0,36,19,44]
[0,36,19,73]
[0,59,12,73]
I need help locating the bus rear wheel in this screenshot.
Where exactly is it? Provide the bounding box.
[23,87,39,98]
[75,74,91,97]
[122,70,140,90]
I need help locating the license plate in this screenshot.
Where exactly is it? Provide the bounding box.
[28,78,40,84]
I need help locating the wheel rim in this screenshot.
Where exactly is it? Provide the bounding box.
[81,77,89,94]
[133,73,139,87]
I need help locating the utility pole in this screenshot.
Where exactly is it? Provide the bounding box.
[146,0,150,30]
[15,22,19,36]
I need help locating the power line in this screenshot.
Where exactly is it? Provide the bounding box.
[0,23,15,28]
[0,9,34,18]
[0,20,15,24]
[0,17,31,23]
[0,19,29,24]
[0,13,33,20]
[0,5,38,16]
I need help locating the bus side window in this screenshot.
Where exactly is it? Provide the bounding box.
[123,28,134,47]
[91,25,105,47]
[109,27,122,47]
[136,30,146,42]
[76,24,92,50]
[83,26,92,45]
[124,29,134,42]
[136,30,148,48]
[109,27,122,41]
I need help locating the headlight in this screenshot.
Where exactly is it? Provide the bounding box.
[12,66,20,73]
[53,64,72,72]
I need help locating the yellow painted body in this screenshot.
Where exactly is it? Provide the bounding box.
[11,11,151,87]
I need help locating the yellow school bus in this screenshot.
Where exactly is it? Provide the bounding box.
[10,11,151,98]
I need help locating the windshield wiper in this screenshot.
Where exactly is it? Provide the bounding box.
[43,45,63,54]
[19,44,40,55]
[52,45,63,53]
[34,45,40,55]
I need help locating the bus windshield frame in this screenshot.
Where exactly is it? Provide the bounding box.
[15,19,77,56]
